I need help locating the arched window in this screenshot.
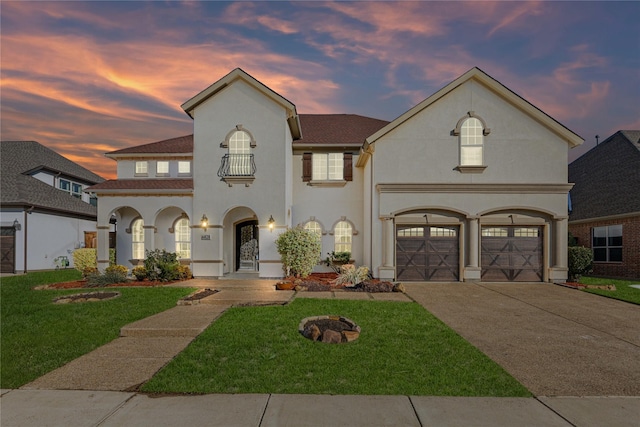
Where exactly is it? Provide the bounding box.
[304,220,323,258]
[174,218,191,259]
[460,117,484,166]
[334,221,352,253]
[131,219,144,260]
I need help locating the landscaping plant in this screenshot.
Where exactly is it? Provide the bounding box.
[144,249,182,281]
[86,264,129,287]
[568,246,593,282]
[275,226,321,277]
[335,264,370,287]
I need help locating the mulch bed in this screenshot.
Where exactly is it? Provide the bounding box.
[277,273,398,292]
[40,279,183,289]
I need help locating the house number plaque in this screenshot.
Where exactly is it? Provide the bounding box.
[201,235,211,240]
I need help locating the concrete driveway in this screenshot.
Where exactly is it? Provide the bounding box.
[404,282,640,396]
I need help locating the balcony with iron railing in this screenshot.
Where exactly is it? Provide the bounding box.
[217,154,256,187]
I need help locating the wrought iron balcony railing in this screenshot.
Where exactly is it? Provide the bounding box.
[217,154,256,178]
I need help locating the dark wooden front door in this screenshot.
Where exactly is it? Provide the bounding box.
[1,227,16,273]
[481,226,543,282]
[396,226,459,281]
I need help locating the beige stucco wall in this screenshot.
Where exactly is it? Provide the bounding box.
[191,80,293,277]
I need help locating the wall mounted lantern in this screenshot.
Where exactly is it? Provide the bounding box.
[200,214,209,231]
[268,215,275,232]
[13,219,21,230]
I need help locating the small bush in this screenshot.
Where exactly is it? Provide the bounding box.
[73,249,97,273]
[86,270,127,288]
[335,264,370,287]
[568,246,593,282]
[132,266,147,281]
[105,264,128,276]
[177,265,192,280]
[144,249,181,282]
[82,267,98,278]
[276,226,321,278]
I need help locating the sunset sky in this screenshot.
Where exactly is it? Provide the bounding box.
[1,1,638,180]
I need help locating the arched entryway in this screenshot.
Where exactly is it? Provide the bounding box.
[235,220,258,271]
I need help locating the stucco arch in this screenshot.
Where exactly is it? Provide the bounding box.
[392,206,470,219]
[477,206,557,220]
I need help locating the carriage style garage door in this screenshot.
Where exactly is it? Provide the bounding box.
[1,227,16,273]
[396,225,459,281]
[481,226,543,282]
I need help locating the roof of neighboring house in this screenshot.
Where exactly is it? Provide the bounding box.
[106,135,194,157]
[0,141,104,218]
[569,130,640,221]
[86,179,193,193]
[294,114,389,147]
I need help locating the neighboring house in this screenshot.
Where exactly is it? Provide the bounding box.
[568,131,640,279]
[88,67,583,282]
[0,141,105,273]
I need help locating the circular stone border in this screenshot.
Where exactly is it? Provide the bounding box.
[299,315,361,343]
[53,291,121,304]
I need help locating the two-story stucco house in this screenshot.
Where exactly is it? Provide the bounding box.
[88,67,583,282]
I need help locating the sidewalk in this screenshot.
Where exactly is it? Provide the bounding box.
[3,388,639,427]
[3,279,639,426]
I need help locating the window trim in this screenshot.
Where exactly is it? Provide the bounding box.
[592,225,623,263]
[453,111,490,173]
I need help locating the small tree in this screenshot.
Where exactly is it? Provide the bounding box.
[275,226,321,278]
[568,246,593,282]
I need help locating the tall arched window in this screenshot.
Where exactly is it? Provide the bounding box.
[131,219,144,260]
[334,221,352,253]
[304,220,323,258]
[460,117,484,166]
[174,218,191,259]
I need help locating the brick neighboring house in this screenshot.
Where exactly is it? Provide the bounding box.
[0,141,105,273]
[568,131,640,279]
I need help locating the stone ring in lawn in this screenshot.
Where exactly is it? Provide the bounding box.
[299,315,360,343]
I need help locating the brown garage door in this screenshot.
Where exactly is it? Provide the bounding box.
[481,226,543,281]
[396,226,459,281]
[1,227,16,273]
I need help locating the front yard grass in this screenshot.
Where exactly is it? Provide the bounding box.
[1,270,193,388]
[143,298,530,397]
[579,276,640,304]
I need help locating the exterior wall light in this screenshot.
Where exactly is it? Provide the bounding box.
[200,214,208,231]
[13,219,21,230]
[268,215,275,232]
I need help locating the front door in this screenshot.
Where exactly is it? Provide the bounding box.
[1,227,16,273]
[235,220,258,271]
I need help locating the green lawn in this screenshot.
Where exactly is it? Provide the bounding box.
[143,298,530,397]
[579,276,640,304]
[1,270,193,388]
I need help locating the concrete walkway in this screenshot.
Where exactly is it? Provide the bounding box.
[3,279,640,426]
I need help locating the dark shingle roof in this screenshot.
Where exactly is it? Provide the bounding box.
[1,141,104,218]
[87,179,193,192]
[106,135,194,156]
[569,130,640,221]
[295,114,389,146]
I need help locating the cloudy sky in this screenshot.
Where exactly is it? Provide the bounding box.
[1,1,638,179]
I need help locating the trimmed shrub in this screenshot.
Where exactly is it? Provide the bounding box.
[86,266,128,287]
[73,249,97,274]
[105,264,128,276]
[276,226,321,278]
[568,246,593,282]
[144,249,181,282]
[177,265,192,280]
[132,266,147,281]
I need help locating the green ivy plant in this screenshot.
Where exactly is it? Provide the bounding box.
[275,226,321,278]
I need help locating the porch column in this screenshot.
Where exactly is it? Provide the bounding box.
[548,217,568,282]
[97,225,110,271]
[143,225,156,255]
[464,217,481,281]
[379,216,395,280]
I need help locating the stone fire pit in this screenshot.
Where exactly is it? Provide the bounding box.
[299,315,360,343]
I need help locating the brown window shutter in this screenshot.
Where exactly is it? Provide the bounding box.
[302,153,312,182]
[344,153,353,181]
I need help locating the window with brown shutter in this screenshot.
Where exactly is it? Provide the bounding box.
[343,153,353,181]
[302,153,312,182]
